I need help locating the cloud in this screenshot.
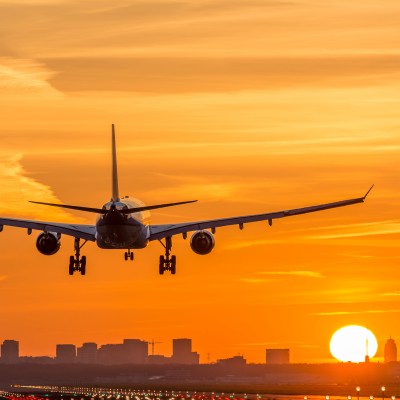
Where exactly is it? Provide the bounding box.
[0,153,82,222]
[259,270,325,278]
[315,309,400,316]
[239,270,324,284]
[40,54,400,93]
[239,278,270,284]
[308,220,400,240]
[0,276,7,282]
[0,58,57,92]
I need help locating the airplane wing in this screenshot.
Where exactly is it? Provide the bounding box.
[0,217,96,241]
[149,187,373,241]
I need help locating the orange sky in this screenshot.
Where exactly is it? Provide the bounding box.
[0,0,399,364]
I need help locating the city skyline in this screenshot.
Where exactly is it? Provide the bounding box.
[0,0,399,364]
[0,335,397,364]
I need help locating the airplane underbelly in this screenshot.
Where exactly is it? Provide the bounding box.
[96,223,148,249]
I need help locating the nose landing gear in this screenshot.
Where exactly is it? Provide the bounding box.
[124,249,134,261]
[158,236,176,275]
[69,237,87,275]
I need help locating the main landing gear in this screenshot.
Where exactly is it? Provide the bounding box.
[158,236,176,275]
[124,249,134,261]
[69,237,87,276]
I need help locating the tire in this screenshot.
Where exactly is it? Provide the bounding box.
[130,252,134,261]
[159,255,165,275]
[124,252,128,261]
[69,256,75,275]
[171,255,176,275]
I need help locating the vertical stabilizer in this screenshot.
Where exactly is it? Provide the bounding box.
[111,124,120,202]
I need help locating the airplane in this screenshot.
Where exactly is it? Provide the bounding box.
[0,125,373,276]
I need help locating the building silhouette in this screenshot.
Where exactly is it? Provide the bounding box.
[384,337,397,363]
[1,340,19,364]
[77,342,98,364]
[123,339,148,364]
[171,338,199,364]
[217,355,247,367]
[56,344,77,363]
[266,348,290,364]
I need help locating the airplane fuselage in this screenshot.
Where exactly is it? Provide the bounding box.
[95,198,150,249]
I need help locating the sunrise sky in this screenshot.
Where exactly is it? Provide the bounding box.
[0,0,399,364]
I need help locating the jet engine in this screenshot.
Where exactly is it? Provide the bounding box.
[190,230,215,255]
[36,232,61,256]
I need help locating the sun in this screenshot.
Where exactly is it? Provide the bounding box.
[330,325,378,362]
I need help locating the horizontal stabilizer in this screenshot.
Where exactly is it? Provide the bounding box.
[120,200,198,214]
[29,200,198,214]
[29,201,108,214]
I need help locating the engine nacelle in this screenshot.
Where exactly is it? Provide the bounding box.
[36,232,61,256]
[190,230,215,255]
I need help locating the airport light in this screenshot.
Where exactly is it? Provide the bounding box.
[391,397,395,400]
[326,396,330,400]
[348,396,352,400]
[382,387,386,400]
[370,396,374,400]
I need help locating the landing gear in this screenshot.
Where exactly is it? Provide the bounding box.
[69,237,87,275]
[124,249,134,261]
[158,236,177,275]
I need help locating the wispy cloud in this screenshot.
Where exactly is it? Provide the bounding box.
[315,309,400,316]
[224,239,281,250]
[381,293,400,297]
[239,278,270,284]
[307,220,400,240]
[0,154,84,222]
[259,270,325,278]
[0,58,57,92]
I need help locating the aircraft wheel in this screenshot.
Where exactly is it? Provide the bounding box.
[171,255,176,275]
[80,256,86,275]
[159,255,165,275]
[130,252,134,261]
[124,252,128,261]
[69,256,75,275]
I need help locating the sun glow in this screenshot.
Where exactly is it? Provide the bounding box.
[330,325,378,362]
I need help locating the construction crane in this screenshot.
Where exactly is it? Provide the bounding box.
[148,339,162,356]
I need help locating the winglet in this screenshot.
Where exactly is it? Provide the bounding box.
[363,184,374,200]
[111,124,120,202]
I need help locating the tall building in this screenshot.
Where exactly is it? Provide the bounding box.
[384,337,397,363]
[77,342,98,364]
[172,338,200,364]
[1,340,19,363]
[266,349,290,364]
[122,339,148,364]
[56,344,77,363]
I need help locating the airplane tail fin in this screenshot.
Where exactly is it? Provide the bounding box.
[112,124,120,202]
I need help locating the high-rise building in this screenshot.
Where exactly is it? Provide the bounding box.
[77,342,98,363]
[172,338,199,364]
[1,340,19,363]
[122,339,148,364]
[266,349,290,364]
[97,344,124,364]
[56,344,77,363]
[384,337,397,363]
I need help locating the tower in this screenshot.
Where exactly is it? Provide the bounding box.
[1,340,19,364]
[384,337,397,363]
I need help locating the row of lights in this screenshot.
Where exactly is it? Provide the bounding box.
[303,387,396,400]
